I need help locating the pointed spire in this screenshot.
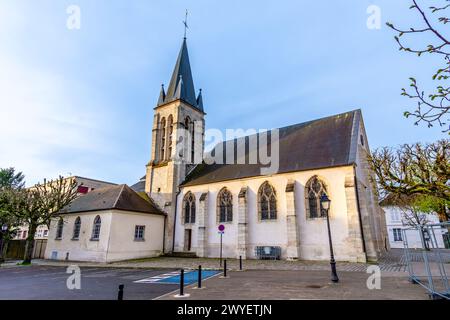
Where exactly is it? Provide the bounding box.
[196,88,204,112]
[157,84,166,106]
[164,38,199,109]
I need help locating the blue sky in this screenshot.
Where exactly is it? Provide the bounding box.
[0,0,446,186]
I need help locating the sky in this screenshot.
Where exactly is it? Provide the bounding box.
[0,0,447,187]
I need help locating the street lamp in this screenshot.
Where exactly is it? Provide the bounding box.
[320,193,339,283]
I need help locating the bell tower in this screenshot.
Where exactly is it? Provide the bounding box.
[145,38,205,253]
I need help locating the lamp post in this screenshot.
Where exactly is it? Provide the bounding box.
[320,194,339,283]
[0,224,7,263]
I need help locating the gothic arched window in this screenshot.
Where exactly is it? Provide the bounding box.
[72,216,81,240]
[56,217,64,239]
[91,215,101,240]
[160,117,166,161]
[305,176,327,218]
[217,188,233,223]
[167,115,173,160]
[258,182,277,220]
[184,117,191,162]
[183,192,196,224]
[191,120,195,163]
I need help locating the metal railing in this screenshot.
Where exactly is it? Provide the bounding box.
[402,221,450,300]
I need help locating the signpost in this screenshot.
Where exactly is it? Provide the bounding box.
[218,224,225,267]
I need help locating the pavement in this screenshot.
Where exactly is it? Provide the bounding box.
[0,265,180,300]
[18,249,411,272]
[1,249,448,300]
[158,269,430,300]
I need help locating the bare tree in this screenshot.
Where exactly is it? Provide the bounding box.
[387,0,449,132]
[16,176,79,264]
[367,140,450,220]
[385,195,431,227]
[398,202,432,250]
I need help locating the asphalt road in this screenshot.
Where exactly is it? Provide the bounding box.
[0,266,179,300]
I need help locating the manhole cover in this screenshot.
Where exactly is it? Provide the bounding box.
[306,285,323,289]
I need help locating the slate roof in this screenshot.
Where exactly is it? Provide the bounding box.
[157,39,203,112]
[182,110,361,187]
[130,180,145,193]
[59,184,165,216]
[130,176,146,193]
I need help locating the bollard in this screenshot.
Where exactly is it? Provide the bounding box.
[179,269,185,296]
[239,255,243,271]
[198,265,202,289]
[117,284,124,300]
[224,259,227,277]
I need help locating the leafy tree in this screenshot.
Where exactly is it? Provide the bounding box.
[0,168,25,189]
[387,0,449,133]
[396,194,448,249]
[0,168,25,262]
[367,139,449,221]
[387,194,446,225]
[15,176,78,264]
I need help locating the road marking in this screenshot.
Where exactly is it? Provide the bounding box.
[135,270,220,285]
[152,271,222,300]
[135,271,181,284]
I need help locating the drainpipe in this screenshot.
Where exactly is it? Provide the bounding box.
[353,165,367,260]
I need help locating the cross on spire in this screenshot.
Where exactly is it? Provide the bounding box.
[183,9,189,39]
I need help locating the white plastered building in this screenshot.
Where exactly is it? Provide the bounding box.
[45,184,165,263]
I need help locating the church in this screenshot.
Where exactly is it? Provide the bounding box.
[46,36,388,263]
[142,37,388,263]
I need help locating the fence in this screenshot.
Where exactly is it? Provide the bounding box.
[5,239,47,260]
[402,222,450,300]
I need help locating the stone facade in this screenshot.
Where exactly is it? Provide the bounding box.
[173,163,387,263]
[237,187,249,259]
[145,99,205,253]
[285,181,300,260]
[196,193,209,257]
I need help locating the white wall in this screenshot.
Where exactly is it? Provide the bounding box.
[45,211,112,262]
[45,210,165,262]
[175,165,368,262]
[107,210,165,261]
[384,206,447,249]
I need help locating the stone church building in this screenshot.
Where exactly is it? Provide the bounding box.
[45,37,388,263]
[143,38,388,263]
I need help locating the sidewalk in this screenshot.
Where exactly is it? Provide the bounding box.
[158,270,428,300]
[22,255,404,273]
